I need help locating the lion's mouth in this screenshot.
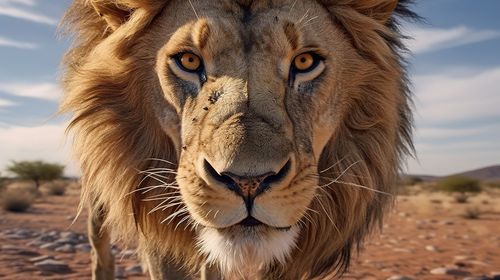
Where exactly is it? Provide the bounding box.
[236,216,292,232]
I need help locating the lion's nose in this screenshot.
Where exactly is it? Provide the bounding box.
[203,159,291,211]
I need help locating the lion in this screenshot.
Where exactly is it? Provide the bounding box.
[60,0,416,279]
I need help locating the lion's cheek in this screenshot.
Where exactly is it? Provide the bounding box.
[253,193,314,227]
[180,191,247,228]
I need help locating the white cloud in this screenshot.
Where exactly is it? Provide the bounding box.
[406,25,500,54]
[416,125,500,142]
[0,82,62,101]
[0,0,36,6]
[406,67,500,175]
[0,123,79,176]
[0,36,37,49]
[413,68,500,125]
[0,98,16,107]
[0,0,57,25]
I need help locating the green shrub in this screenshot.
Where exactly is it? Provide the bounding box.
[462,207,481,219]
[485,181,500,189]
[42,181,67,196]
[7,160,64,189]
[399,176,423,186]
[454,193,469,203]
[0,188,35,212]
[437,176,481,194]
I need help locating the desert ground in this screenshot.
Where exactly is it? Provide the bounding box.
[0,182,499,280]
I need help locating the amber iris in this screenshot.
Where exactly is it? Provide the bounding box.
[293,53,314,71]
[180,53,201,71]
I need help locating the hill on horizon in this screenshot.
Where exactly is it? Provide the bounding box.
[411,165,500,182]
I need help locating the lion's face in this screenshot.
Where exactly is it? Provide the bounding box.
[63,0,413,277]
[151,0,353,271]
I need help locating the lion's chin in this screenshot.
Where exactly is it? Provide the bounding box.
[197,224,299,276]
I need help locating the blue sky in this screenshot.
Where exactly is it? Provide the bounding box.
[0,0,499,176]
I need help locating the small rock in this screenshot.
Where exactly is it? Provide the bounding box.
[425,245,439,252]
[47,230,59,237]
[40,242,60,251]
[75,243,91,252]
[393,248,413,253]
[55,244,75,253]
[56,237,79,245]
[1,245,18,251]
[5,233,30,240]
[467,260,490,267]
[34,260,71,274]
[490,272,500,280]
[441,220,454,225]
[16,250,40,256]
[126,265,143,275]
[454,255,474,261]
[387,276,413,280]
[116,266,125,279]
[27,240,45,247]
[36,235,57,243]
[463,276,491,280]
[30,255,53,263]
[60,231,78,240]
[430,267,470,276]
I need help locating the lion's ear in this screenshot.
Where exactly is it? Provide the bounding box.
[89,0,162,31]
[350,0,398,22]
[323,0,398,23]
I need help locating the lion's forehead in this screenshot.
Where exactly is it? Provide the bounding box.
[160,0,331,55]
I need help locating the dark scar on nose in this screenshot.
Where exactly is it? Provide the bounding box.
[208,90,222,104]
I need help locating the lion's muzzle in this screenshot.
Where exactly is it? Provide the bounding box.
[202,158,292,218]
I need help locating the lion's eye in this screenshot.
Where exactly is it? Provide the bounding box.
[289,52,325,86]
[292,52,321,73]
[176,52,202,72]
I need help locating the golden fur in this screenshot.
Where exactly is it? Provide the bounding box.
[61,0,415,278]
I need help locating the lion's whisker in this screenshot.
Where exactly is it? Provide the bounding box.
[143,192,181,199]
[161,208,189,224]
[332,181,393,197]
[289,0,298,14]
[314,191,341,236]
[142,196,179,202]
[187,0,199,20]
[175,214,192,230]
[140,171,175,183]
[128,184,179,197]
[302,15,319,26]
[319,155,350,174]
[139,167,177,174]
[319,160,361,188]
[297,8,310,24]
[144,157,178,166]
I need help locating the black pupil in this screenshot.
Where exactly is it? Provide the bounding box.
[188,57,194,63]
[301,57,307,63]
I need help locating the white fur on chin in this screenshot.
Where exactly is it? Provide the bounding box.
[197,225,299,277]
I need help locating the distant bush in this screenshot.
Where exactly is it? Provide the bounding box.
[7,160,64,189]
[437,176,481,194]
[399,176,423,186]
[7,181,38,194]
[66,181,81,190]
[454,193,469,203]
[41,181,67,196]
[485,181,500,189]
[0,188,35,212]
[462,207,481,219]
